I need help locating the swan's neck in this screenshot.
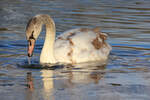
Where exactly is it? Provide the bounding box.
[40,16,56,64]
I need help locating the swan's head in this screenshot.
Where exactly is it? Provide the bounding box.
[26,16,42,57]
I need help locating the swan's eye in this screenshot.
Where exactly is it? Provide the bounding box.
[29,31,35,40]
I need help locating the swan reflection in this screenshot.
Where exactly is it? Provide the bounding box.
[41,70,55,100]
[40,63,106,100]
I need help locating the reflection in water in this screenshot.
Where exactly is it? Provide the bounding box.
[39,64,105,100]
[25,72,34,100]
[25,89,33,100]
[67,65,106,85]
[41,70,55,100]
[26,72,34,91]
[90,71,105,84]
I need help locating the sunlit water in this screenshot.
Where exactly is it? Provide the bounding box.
[0,0,150,100]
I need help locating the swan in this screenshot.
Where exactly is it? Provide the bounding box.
[26,14,111,64]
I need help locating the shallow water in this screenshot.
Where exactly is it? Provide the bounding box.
[0,0,150,100]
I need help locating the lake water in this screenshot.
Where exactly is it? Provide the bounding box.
[0,0,150,100]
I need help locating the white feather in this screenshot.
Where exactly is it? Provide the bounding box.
[54,28,111,64]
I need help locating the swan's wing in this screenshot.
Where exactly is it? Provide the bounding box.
[54,28,111,64]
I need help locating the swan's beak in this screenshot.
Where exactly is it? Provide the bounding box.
[27,39,35,57]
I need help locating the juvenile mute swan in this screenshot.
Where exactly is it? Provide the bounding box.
[26,14,111,64]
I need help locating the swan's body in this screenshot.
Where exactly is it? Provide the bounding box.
[26,14,111,65]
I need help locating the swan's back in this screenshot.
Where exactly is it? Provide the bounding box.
[54,27,111,64]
